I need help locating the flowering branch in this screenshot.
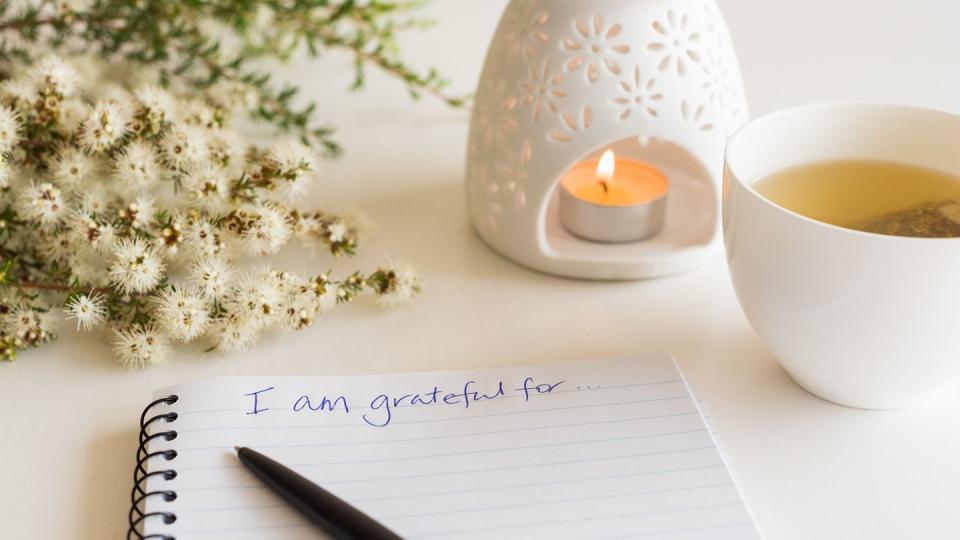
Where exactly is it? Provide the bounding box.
[0,55,421,367]
[0,0,467,156]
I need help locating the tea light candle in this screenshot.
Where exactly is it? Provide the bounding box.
[559,149,669,243]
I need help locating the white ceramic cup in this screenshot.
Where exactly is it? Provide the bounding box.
[723,103,960,409]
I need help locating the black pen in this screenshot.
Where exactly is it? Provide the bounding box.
[234,446,403,540]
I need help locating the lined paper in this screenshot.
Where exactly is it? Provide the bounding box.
[142,355,762,539]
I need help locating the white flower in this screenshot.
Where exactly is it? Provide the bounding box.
[113,141,159,190]
[38,232,75,262]
[80,100,131,152]
[31,55,79,97]
[183,219,225,259]
[67,250,109,286]
[189,256,231,299]
[279,174,314,202]
[269,141,317,199]
[268,268,301,290]
[281,301,318,331]
[21,181,67,228]
[291,212,321,239]
[79,190,110,214]
[177,97,217,128]
[327,220,348,243]
[208,129,246,173]
[270,141,316,176]
[134,194,155,222]
[240,205,291,255]
[0,105,22,154]
[57,98,90,136]
[134,85,175,121]
[108,238,165,293]
[65,293,107,331]
[317,281,339,310]
[71,212,116,253]
[101,85,136,117]
[181,165,228,210]
[2,304,56,346]
[208,312,259,353]
[49,146,96,188]
[160,125,210,169]
[0,79,35,111]
[112,325,170,368]
[119,194,155,230]
[377,263,421,308]
[279,278,320,331]
[153,288,209,342]
[90,223,117,253]
[157,216,184,257]
[222,270,282,329]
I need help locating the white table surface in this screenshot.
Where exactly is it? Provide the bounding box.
[2,1,959,538]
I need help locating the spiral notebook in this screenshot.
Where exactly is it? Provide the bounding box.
[129,355,762,539]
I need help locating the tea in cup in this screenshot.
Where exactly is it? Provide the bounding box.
[723,103,960,409]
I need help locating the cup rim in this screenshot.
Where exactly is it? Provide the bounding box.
[725,101,960,243]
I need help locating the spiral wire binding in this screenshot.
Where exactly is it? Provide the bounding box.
[127,395,180,540]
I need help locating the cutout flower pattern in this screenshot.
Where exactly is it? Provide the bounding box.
[548,106,593,143]
[680,100,714,132]
[700,50,747,128]
[613,66,663,120]
[500,1,551,63]
[563,14,631,83]
[647,10,702,76]
[494,140,533,209]
[467,161,503,235]
[700,51,735,107]
[519,60,566,123]
[471,77,519,151]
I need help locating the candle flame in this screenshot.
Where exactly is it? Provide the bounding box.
[597,149,615,181]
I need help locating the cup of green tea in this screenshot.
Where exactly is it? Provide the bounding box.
[723,103,960,409]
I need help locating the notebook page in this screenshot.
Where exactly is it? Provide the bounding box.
[142,355,762,539]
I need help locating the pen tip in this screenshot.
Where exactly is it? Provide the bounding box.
[234,446,241,453]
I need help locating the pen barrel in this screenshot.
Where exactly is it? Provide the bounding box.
[237,447,403,540]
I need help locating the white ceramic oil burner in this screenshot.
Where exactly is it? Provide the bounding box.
[466,0,749,279]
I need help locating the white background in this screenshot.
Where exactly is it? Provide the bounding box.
[2,1,959,538]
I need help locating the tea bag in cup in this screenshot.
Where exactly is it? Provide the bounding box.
[851,200,960,237]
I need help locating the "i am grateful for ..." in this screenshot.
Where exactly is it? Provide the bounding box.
[242,377,566,428]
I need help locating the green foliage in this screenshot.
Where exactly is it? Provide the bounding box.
[0,0,464,157]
